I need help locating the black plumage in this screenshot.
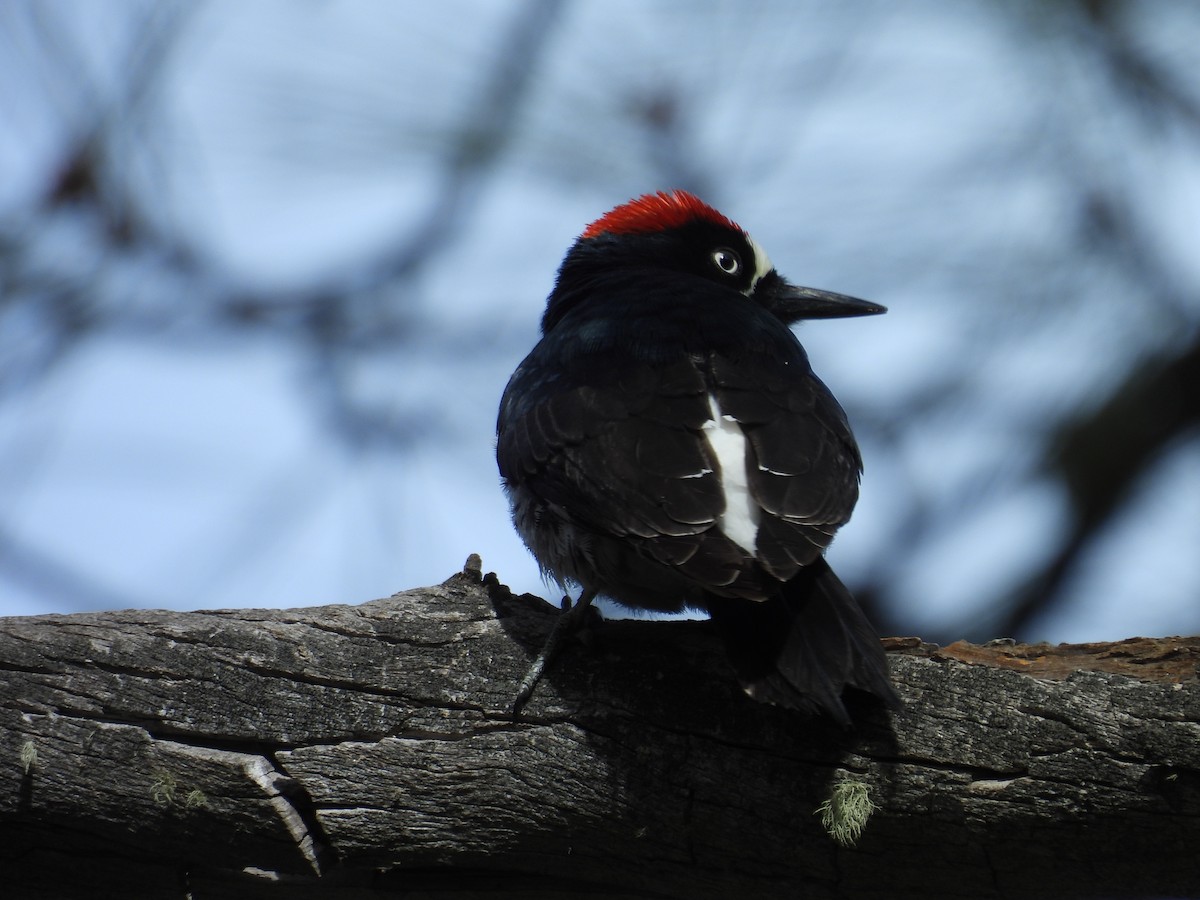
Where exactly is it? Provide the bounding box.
[496,191,898,722]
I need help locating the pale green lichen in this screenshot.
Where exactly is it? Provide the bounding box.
[815,778,877,847]
[150,771,178,806]
[184,789,209,809]
[19,741,37,775]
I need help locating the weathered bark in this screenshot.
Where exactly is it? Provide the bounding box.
[1,556,1197,899]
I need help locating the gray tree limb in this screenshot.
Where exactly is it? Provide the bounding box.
[2,556,1198,899]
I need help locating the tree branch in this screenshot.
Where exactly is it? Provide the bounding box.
[2,556,1198,898]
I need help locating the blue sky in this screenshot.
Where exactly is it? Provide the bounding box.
[2,1,1198,641]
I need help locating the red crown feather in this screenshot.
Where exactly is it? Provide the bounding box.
[581,190,739,239]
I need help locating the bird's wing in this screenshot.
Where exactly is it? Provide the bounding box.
[498,341,864,593]
[498,355,721,537]
[497,354,747,586]
[709,352,864,582]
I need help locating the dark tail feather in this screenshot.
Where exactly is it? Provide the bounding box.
[706,558,900,725]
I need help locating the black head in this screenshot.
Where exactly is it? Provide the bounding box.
[543,190,885,333]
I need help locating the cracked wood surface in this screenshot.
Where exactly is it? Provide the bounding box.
[1,556,1198,899]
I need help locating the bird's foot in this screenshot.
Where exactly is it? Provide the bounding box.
[512,589,598,716]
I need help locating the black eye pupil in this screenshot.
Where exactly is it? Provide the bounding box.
[713,248,740,275]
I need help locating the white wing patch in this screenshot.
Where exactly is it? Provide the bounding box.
[701,394,760,553]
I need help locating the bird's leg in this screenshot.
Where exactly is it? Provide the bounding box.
[512,588,598,716]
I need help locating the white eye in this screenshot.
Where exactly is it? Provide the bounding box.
[711,247,741,275]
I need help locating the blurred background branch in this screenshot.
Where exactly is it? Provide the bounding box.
[0,0,1197,642]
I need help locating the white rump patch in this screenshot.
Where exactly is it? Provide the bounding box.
[701,394,760,553]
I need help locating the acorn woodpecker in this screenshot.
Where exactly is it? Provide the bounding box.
[496,190,898,723]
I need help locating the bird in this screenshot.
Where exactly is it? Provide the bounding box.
[495,190,898,723]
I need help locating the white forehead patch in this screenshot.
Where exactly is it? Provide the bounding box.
[745,234,774,293]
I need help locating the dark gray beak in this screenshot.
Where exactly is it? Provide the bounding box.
[758,273,887,324]
[774,283,887,321]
